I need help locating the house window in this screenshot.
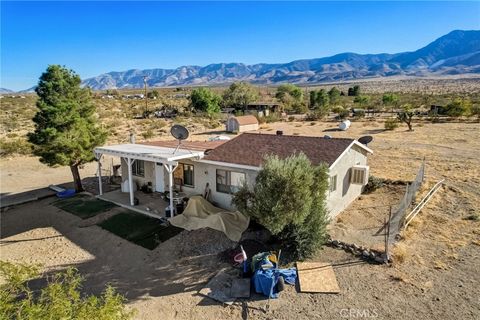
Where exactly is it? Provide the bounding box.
[173,163,195,187]
[351,166,368,185]
[132,160,145,177]
[329,175,337,192]
[216,169,245,194]
[182,164,194,187]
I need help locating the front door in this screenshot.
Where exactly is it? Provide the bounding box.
[155,163,165,192]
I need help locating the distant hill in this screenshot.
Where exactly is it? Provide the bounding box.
[0,88,14,94]
[77,30,478,90]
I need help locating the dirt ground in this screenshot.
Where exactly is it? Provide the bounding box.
[1,119,479,319]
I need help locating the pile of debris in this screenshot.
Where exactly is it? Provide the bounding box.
[326,238,390,264]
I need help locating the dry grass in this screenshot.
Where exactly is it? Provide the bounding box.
[392,243,408,264]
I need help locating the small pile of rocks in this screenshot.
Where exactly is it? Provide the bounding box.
[326,238,390,264]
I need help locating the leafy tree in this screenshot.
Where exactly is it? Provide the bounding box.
[382,93,399,112]
[275,84,305,113]
[189,87,221,115]
[309,91,317,108]
[233,153,329,259]
[445,98,472,117]
[222,82,259,111]
[0,261,135,320]
[397,103,417,131]
[328,87,341,104]
[315,89,330,109]
[353,95,370,108]
[348,85,360,96]
[28,65,107,192]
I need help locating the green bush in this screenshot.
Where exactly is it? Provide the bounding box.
[384,118,399,130]
[0,138,32,157]
[0,261,135,320]
[233,153,329,260]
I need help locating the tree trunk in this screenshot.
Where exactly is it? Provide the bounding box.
[70,165,84,193]
[407,121,413,131]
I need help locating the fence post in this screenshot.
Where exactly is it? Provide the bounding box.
[386,206,392,258]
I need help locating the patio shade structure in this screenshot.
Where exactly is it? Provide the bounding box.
[94,143,204,216]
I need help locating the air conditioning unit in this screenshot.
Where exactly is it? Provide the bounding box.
[350,165,369,185]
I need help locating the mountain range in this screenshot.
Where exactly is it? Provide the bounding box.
[81,30,479,90]
[3,30,479,93]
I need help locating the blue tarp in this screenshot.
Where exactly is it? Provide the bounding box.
[253,267,297,298]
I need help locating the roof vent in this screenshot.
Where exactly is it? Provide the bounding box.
[276,130,283,136]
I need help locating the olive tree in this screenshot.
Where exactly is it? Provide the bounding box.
[233,153,329,259]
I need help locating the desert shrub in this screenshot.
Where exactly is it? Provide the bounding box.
[336,109,350,120]
[353,109,365,118]
[0,138,32,157]
[305,110,327,121]
[363,176,386,194]
[233,153,329,260]
[384,118,399,130]
[141,129,154,140]
[264,113,281,123]
[0,261,135,320]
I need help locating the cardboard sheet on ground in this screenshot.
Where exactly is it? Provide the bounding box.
[296,262,340,293]
[169,196,249,242]
[198,268,237,305]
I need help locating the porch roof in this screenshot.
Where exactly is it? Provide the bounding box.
[94,143,204,164]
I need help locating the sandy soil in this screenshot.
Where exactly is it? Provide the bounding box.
[1,119,479,319]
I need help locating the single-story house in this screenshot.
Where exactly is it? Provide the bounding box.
[226,115,259,133]
[94,132,372,219]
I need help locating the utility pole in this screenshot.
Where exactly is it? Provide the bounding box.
[143,76,148,116]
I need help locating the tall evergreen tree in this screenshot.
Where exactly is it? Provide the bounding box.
[28,65,107,192]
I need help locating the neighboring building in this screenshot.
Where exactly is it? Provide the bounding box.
[226,115,259,133]
[94,132,372,219]
[246,102,280,117]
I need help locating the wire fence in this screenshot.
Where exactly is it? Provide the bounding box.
[387,159,425,245]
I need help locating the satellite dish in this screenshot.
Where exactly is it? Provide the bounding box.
[171,124,189,140]
[170,124,189,154]
[358,135,373,146]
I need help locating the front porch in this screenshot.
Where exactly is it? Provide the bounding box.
[98,189,169,219]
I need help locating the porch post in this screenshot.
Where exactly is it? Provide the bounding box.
[97,154,103,195]
[164,163,178,216]
[127,158,135,206]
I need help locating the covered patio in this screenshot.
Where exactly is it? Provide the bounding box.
[94,143,204,218]
[98,189,169,219]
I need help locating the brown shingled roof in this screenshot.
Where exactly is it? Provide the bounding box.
[141,140,227,152]
[203,133,355,167]
[232,115,258,126]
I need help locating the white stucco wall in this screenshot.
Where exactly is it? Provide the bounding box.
[326,144,369,219]
[238,123,259,132]
[120,157,258,210]
[120,158,156,190]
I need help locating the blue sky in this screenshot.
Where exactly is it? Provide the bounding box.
[1,1,479,91]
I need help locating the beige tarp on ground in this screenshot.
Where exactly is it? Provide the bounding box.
[169,196,249,242]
